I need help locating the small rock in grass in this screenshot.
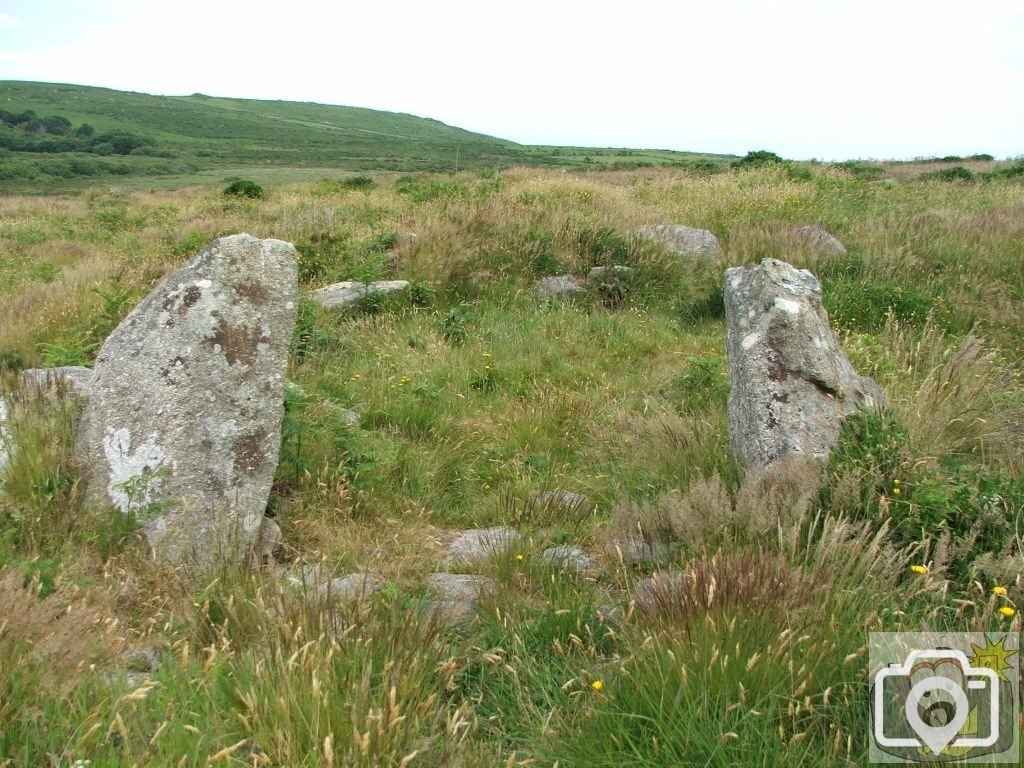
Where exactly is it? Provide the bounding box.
[540,545,603,576]
[429,572,495,621]
[534,275,584,299]
[442,527,521,567]
[311,280,410,310]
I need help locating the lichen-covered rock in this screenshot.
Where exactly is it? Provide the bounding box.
[429,573,495,621]
[21,366,94,397]
[637,225,723,259]
[535,275,584,299]
[75,234,297,565]
[539,545,603,576]
[442,527,521,567]
[793,225,847,257]
[725,258,885,467]
[587,265,632,281]
[311,280,409,309]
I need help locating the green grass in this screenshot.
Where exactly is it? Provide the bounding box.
[1,163,1023,765]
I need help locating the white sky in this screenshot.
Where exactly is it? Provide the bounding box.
[0,0,1021,160]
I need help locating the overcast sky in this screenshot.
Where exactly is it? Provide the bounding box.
[1,0,1021,160]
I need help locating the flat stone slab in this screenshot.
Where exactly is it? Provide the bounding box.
[429,573,495,620]
[637,225,723,259]
[539,545,602,576]
[74,233,298,566]
[442,526,521,567]
[21,366,94,397]
[535,275,584,299]
[311,280,410,309]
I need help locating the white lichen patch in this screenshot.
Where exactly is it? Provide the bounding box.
[773,297,802,314]
[741,332,761,350]
[102,427,167,513]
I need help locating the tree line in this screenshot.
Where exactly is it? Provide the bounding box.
[0,109,160,156]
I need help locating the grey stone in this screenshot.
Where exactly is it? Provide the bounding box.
[321,572,383,602]
[637,225,723,259]
[335,408,360,426]
[311,280,409,310]
[539,545,602,576]
[604,535,672,566]
[283,566,382,603]
[254,517,282,565]
[429,572,495,620]
[534,275,584,299]
[633,570,688,614]
[442,526,521,566]
[74,233,298,566]
[725,258,885,468]
[118,647,161,673]
[587,265,632,281]
[0,399,9,480]
[21,366,94,397]
[793,225,847,257]
[531,490,591,510]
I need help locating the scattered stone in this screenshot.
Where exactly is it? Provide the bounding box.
[20,366,94,397]
[74,233,298,566]
[118,646,161,673]
[592,604,625,629]
[311,280,410,310]
[429,573,495,621]
[637,225,723,259]
[0,398,9,479]
[603,535,672,566]
[587,265,632,281]
[442,527,521,567]
[534,275,584,299]
[321,572,383,602]
[793,225,847,257]
[283,566,383,602]
[725,258,886,467]
[254,517,282,565]
[531,490,591,510]
[539,545,603,576]
[633,570,688,615]
[335,408,361,426]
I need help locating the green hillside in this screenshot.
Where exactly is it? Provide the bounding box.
[0,81,731,187]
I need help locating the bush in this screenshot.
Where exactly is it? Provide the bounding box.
[732,150,784,169]
[223,179,265,199]
[919,166,976,183]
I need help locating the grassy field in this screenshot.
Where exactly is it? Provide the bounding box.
[0,81,733,190]
[1,162,1023,766]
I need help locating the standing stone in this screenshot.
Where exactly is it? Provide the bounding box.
[75,234,298,565]
[725,258,884,467]
[637,225,723,259]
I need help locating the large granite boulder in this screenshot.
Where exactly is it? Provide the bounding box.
[75,234,298,565]
[637,225,723,259]
[725,258,885,467]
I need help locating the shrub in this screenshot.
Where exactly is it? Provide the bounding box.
[919,166,976,183]
[222,178,265,199]
[732,150,784,169]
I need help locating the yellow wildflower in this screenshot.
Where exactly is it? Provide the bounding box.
[1000,606,1016,619]
[910,565,928,575]
[591,680,603,692]
[515,554,524,562]
[993,586,1009,597]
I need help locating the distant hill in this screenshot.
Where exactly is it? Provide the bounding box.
[0,81,733,187]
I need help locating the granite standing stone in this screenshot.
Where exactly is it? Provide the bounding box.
[75,233,298,565]
[725,258,885,467]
